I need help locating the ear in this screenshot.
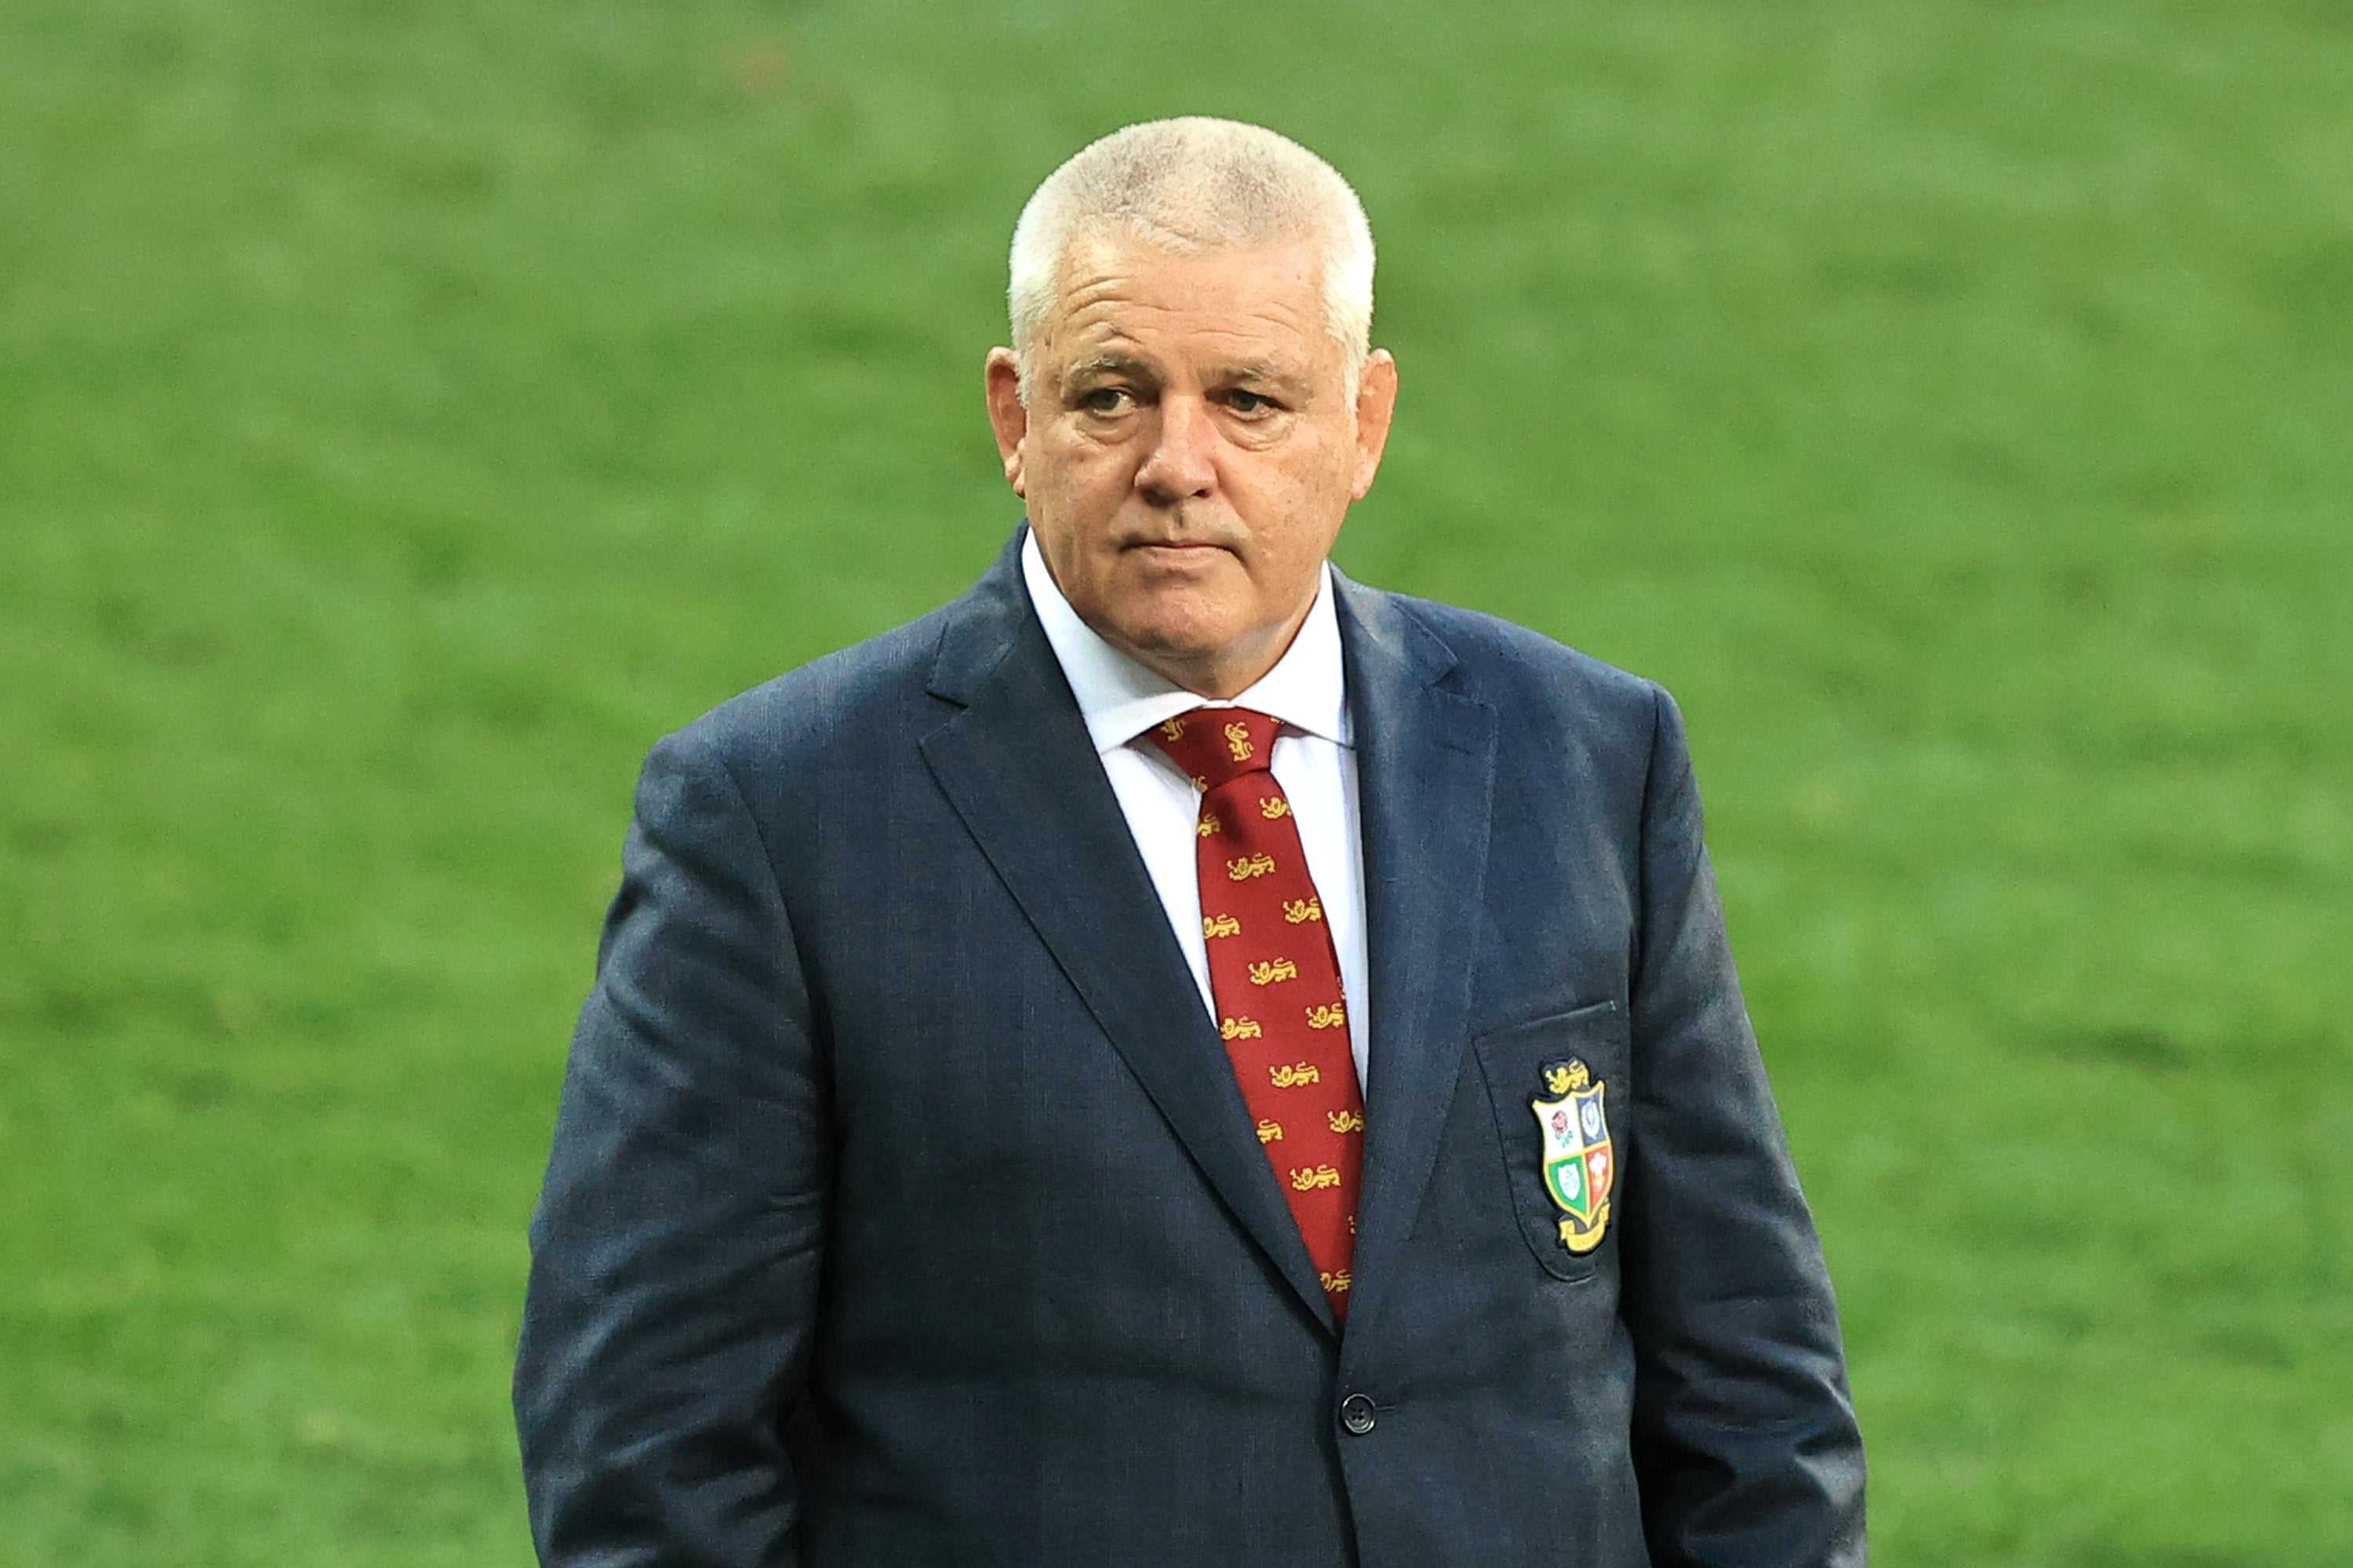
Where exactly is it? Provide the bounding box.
[1348,349,1398,502]
[984,347,1030,496]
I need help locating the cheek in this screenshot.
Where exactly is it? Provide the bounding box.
[1245,446,1352,530]
[1035,431,1135,508]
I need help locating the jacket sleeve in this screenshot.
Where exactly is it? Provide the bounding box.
[515,733,827,1566]
[1620,684,1867,1566]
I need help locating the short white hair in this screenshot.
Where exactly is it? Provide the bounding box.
[1008,117,1377,395]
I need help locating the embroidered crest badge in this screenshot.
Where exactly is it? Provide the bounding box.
[1532,1059,1613,1254]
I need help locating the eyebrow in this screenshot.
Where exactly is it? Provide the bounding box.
[1213,362,1309,395]
[1058,354,1311,398]
[1059,352,1158,394]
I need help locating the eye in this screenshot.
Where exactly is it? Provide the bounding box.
[1222,389,1280,417]
[1077,386,1133,415]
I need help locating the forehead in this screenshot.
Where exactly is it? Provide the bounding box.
[1041,232,1337,376]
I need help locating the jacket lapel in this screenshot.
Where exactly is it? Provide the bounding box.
[918,533,1337,1334]
[1331,573,1498,1342]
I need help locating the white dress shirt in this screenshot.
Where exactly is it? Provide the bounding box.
[1021,532,1371,1087]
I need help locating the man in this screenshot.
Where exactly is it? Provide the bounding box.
[516,118,1865,1566]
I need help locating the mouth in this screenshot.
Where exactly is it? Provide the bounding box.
[1122,540,1234,572]
[1122,537,1235,557]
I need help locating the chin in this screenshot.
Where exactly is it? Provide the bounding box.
[1119,617,1237,664]
[1110,602,1251,667]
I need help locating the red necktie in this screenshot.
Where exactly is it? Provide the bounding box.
[1147,708,1363,1319]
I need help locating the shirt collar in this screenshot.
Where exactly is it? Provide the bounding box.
[1021,528,1352,756]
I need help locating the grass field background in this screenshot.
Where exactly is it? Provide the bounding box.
[4,1,2348,1562]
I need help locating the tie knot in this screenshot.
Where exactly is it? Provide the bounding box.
[1145,707,1283,791]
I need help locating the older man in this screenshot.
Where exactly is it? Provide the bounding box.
[515,118,1866,1566]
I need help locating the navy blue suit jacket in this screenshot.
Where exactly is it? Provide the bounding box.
[515,530,1865,1566]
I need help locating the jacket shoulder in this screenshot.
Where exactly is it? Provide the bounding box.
[649,602,958,784]
[1379,588,1667,738]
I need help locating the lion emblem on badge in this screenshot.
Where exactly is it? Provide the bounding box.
[1532,1058,1613,1254]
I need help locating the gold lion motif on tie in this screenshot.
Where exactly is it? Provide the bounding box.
[1258,796,1290,820]
[1196,815,1220,839]
[1227,853,1278,881]
[1304,1002,1347,1031]
[1290,1164,1342,1191]
[1327,1109,1365,1134]
[1202,913,1242,940]
[1220,1017,1262,1041]
[1158,718,1186,741]
[1319,1269,1351,1293]
[1247,958,1300,986]
[1270,1062,1321,1087]
[1255,1119,1283,1144]
[1224,721,1253,762]
[1282,897,1322,924]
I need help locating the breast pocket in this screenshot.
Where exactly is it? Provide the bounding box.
[1471,999,1629,1282]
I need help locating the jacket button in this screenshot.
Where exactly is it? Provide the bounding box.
[1339,1393,1377,1435]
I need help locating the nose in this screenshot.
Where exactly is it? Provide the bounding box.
[1135,395,1217,506]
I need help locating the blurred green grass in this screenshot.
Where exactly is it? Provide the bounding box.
[2,1,2348,1563]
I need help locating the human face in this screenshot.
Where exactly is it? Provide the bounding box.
[985,234,1398,698]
